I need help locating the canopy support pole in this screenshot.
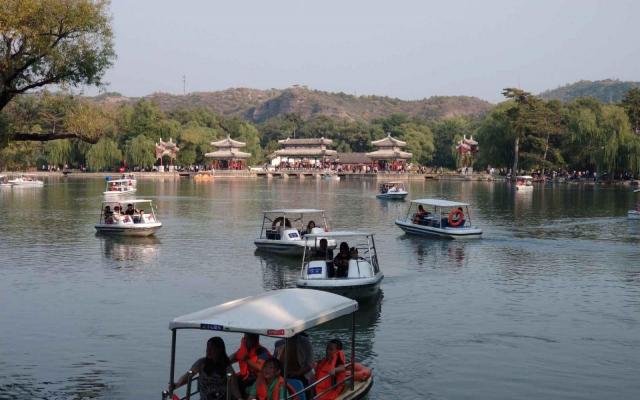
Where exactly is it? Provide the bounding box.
[350,312,356,391]
[169,329,177,396]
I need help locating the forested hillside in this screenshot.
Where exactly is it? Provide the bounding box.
[540,79,640,103]
[92,86,493,123]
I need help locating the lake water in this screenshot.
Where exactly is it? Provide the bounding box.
[1,177,639,399]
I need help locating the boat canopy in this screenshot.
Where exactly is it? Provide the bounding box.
[101,199,154,205]
[516,175,533,179]
[381,181,404,185]
[303,231,373,239]
[264,209,325,214]
[411,198,470,207]
[107,179,133,183]
[169,289,358,337]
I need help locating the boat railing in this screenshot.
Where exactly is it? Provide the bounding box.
[287,363,355,400]
[162,370,199,400]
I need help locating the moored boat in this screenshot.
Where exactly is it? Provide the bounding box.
[254,209,336,256]
[395,198,483,239]
[95,199,162,236]
[0,175,11,187]
[163,289,373,400]
[515,175,534,191]
[7,175,44,187]
[296,231,384,300]
[376,181,408,200]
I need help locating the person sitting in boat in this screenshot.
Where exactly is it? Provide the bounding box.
[302,220,316,236]
[230,333,271,394]
[333,242,351,278]
[170,336,243,400]
[125,203,137,216]
[103,206,114,223]
[413,205,429,224]
[314,339,346,400]
[312,239,334,277]
[246,357,299,400]
[274,332,315,388]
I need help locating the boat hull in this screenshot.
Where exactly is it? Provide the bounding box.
[337,376,374,400]
[376,192,408,200]
[515,185,533,191]
[628,210,640,220]
[254,240,307,256]
[395,219,482,239]
[296,275,383,300]
[95,222,162,237]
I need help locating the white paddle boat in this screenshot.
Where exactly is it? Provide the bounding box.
[395,199,483,239]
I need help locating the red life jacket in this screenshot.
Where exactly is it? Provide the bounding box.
[255,375,299,400]
[314,350,346,400]
[235,337,270,381]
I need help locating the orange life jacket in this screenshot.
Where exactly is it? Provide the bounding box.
[255,375,299,400]
[235,337,270,381]
[314,350,346,400]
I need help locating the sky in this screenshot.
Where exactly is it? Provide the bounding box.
[88,0,640,102]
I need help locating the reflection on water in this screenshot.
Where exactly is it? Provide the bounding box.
[257,252,300,290]
[98,235,162,264]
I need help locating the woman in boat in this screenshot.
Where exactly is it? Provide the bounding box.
[333,242,351,278]
[314,339,346,400]
[171,336,243,400]
[413,205,428,224]
[303,220,316,236]
[247,357,298,400]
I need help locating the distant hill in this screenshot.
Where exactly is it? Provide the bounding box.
[539,79,640,103]
[92,86,492,122]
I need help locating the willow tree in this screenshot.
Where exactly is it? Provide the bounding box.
[621,88,640,135]
[125,135,156,169]
[0,0,115,143]
[86,137,121,171]
[45,139,73,166]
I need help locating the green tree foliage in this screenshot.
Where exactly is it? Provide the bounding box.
[125,135,156,169]
[432,117,472,169]
[371,114,434,165]
[177,125,217,166]
[0,0,115,143]
[86,138,122,171]
[621,88,640,135]
[475,102,515,169]
[45,139,73,167]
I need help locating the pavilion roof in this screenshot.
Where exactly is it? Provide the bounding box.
[371,133,406,147]
[205,149,251,160]
[365,149,412,160]
[278,137,333,146]
[211,135,246,148]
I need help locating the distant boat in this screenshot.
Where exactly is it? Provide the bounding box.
[8,175,44,187]
[95,199,162,236]
[376,181,408,200]
[515,175,534,191]
[103,176,136,197]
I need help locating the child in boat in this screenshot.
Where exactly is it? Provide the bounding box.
[246,357,298,400]
[314,339,346,400]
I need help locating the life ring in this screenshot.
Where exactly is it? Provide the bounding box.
[448,209,464,227]
[272,216,291,229]
[345,363,371,382]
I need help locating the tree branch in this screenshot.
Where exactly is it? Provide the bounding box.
[11,131,99,144]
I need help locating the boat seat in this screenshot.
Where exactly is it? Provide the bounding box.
[306,260,328,279]
[348,259,373,278]
[266,229,281,240]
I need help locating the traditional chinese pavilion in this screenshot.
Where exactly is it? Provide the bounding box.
[455,135,479,170]
[155,138,179,167]
[270,137,337,168]
[366,133,412,171]
[205,135,251,170]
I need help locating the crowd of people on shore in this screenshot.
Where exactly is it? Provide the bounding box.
[171,333,365,400]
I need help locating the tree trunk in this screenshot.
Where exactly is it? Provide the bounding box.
[541,131,550,175]
[512,135,519,178]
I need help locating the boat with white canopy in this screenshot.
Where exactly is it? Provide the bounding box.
[376,181,408,200]
[515,175,533,191]
[103,177,136,196]
[95,199,162,236]
[163,289,373,400]
[7,175,44,187]
[395,198,483,239]
[321,170,341,181]
[254,209,336,255]
[629,189,640,219]
[296,231,383,300]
